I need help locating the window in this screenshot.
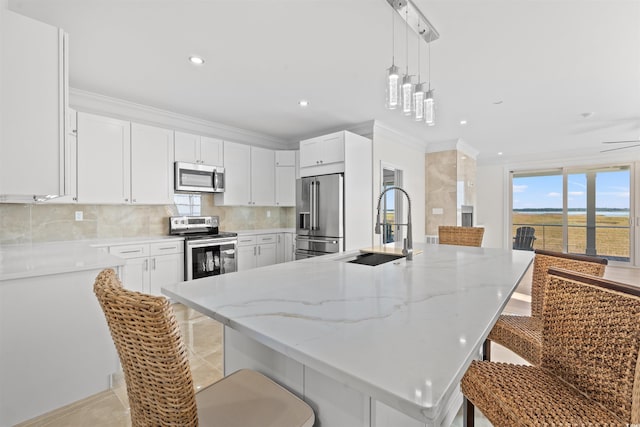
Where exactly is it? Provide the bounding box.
[512,165,631,263]
[173,194,201,216]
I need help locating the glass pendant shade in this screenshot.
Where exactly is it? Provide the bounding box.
[401,75,414,116]
[424,89,435,126]
[386,65,400,110]
[413,83,425,121]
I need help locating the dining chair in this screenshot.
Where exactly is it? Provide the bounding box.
[93,268,315,427]
[484,249,607,364]
[512,226,536,251]
[438,226,484,247]
[462,267,640,426]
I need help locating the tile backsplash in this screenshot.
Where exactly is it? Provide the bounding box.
[0,195,295,245]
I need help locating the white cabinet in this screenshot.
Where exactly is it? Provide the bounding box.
[77,114,174,204]
[299,132,345,174]
[77,113,131,204]
[276,233,295,264]
[251,146,276,206]
[109,241,183,295]
[0,11,69,199]
[130,123,174,204]
[237,234,277,271]
[214,142,275,206]
[55,109,78,203]
[275,151,296,207]
[174,131,223,166]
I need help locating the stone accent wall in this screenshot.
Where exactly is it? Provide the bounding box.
[425,149,477,236]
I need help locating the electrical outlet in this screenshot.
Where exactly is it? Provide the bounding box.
[75,211,83,221]
[267,210,271,218]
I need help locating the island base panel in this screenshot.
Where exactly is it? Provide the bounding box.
[224,326,460,427]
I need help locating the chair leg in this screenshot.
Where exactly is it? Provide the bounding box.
[463,397,475,427]
[482,339,491,361]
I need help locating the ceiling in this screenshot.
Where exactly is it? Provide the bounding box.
[8,0,640,164]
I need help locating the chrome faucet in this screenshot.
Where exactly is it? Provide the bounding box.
[375,186,413,261]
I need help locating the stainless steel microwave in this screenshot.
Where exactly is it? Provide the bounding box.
[174,162,225,193]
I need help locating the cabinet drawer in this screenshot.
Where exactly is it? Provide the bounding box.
[257,234,277,244]
[149,241,183,256]
[109,244,148,259]
[237,235,257,247]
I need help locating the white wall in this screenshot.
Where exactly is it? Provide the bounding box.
[371,122,426,245]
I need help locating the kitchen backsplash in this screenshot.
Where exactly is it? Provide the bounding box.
[0,195,295,245]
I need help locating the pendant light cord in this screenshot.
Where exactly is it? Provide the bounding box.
[428,40,431,91]
[391,9,395,65]
[405,7,409,75]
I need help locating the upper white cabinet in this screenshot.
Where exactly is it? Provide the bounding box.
[0,11,69,199]
[275,150,296,207]
[251,146,276,206]
[215,142,275,206]
[77,113,174,204]
[174,131,223,166]
[299,132,345,175]
[77,112,131,204]
[130,123,174,204]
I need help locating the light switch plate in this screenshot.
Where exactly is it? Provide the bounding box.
[75,211,83,221]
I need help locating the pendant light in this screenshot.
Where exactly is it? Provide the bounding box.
[386,10,400,110]
[413,23,426,121]
[401,7,413,116]
[424,40,435,126]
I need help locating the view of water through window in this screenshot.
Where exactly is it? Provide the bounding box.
[512,166,631,262]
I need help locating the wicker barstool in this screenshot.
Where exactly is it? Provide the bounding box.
[485,249,607,364]
[94,269,314,427]
[438,226,484,247]
[462,267,640,426]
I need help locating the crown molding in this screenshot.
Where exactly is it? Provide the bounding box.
[69,88,292,149]
[372,121,426,152]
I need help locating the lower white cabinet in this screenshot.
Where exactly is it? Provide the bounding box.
[276,233,295,263]
[237,234,278,271]
[109,240,183,295]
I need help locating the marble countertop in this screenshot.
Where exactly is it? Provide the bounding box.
[163,242,534,423]
[234,228,295,236]
[0,236,185,281]
[0,241,126,281]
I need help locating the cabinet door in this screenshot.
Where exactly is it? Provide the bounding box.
[1,11,66,197]
[250,146,275,206]
[275,150,296,167]
[149,253,183,296]
[275,166,296,206]
[174,131,199,163]
[200,136,224,166]
[216,141,251,206]
[237,245,257,271]
[55,109,78,203]
[120,257,149,293]
[284,233,294,263]
[299,138,323,168]
[320,133,345,165]
[130,123,174,204]
[257,243,277,268]
[275,233,285,264]
[77,113,131,204]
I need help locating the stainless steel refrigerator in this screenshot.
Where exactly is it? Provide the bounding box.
[295,173,344,259]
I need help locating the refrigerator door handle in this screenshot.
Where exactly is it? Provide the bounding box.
[313,181,320,230]
[310,181,316,230]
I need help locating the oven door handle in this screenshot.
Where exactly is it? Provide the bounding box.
[187,239,237,249]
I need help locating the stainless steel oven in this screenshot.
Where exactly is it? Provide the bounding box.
[170,215,237,280]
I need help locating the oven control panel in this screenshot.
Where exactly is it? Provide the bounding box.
[170,215,218,233]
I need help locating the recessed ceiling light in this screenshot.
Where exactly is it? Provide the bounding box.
[298,100,309,107]
[493,100,503,105]
[459,120,467,125]
[188,56,205,65]
[497,152,503,156]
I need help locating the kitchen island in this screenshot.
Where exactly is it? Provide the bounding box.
[163,242,533,426]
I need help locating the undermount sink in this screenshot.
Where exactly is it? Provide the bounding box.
[347,252,405,266]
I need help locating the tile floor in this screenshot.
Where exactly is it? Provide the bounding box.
[15,264,638,427]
